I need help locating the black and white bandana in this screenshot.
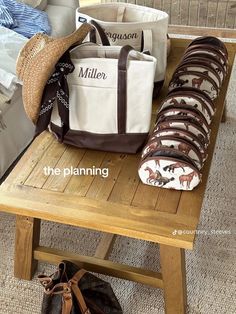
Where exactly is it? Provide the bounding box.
[35,51,75,141]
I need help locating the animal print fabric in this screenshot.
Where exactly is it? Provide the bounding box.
[138,36,228,190]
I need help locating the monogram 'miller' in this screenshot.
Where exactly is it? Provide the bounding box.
[78,67,107,79]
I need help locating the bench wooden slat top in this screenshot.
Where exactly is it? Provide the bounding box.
[0,39,235,250]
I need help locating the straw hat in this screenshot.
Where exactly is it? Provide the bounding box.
[17,23,93,124]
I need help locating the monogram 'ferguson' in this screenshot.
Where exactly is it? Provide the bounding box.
[105,31,138,42]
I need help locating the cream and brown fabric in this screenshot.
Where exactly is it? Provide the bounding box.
[48,44,156,153]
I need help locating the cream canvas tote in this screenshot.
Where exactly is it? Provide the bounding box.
[50,43,157,153]
[76,3,168,92]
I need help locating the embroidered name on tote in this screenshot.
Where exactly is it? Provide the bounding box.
[105,31,138,42]
[78,67,107,80]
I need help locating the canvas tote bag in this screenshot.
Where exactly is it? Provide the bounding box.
[48,43,156,154]
[76,3,169,95]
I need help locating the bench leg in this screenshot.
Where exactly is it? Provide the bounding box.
[14,215,41,280]
[160,245,187,314]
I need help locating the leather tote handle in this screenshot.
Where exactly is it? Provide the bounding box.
[116,6,125,22]
[141,29,153,54]
[117,45,134,134]
[90,20,110,46]
[38,269,90,314]
[69,269,91,314]
[142,29,153,54]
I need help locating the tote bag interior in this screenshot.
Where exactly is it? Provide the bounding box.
[78,3,167,23]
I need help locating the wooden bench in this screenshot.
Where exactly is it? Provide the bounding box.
[0,38,235,314]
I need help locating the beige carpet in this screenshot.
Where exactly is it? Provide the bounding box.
[0,41,236,314]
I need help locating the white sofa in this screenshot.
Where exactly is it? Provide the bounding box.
[0,0,79,180]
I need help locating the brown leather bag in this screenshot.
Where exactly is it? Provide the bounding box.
[38,261,123,314]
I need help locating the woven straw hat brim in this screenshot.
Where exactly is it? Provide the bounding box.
[16,33,54,81]
[20,23,92,124]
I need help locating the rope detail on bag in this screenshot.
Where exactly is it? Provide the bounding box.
[35,51,74,141]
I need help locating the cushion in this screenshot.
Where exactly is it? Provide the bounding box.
[36,0,47,10]
[17,0,47,11]
[45,5,76,37]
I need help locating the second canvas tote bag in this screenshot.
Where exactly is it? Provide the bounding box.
[76,3,169,96]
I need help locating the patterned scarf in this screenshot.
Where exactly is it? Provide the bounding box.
[35,51,74,141]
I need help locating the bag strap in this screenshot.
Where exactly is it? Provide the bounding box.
[62,291,73,314]
[142,29,153,54]
[70,270,106,314]
[39,269,90,314]
[116,6,125,22]
[38,262,67,289]
[41,282,73,314]
[117,45,134,134]
[90,20,110,46]
[69,269,91,314]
